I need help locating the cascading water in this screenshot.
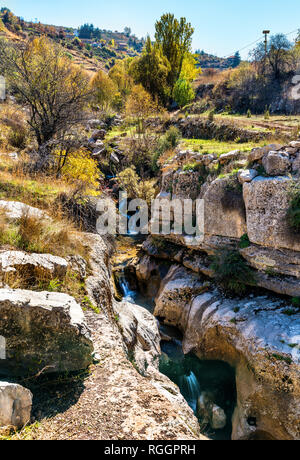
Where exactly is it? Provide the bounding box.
[180,372,201,413]
[119,276,136,303]
[116,239,236,440]
[119,199,139,236]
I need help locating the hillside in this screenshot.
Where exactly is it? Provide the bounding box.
[0,9,143,74]
[196,51,240,70]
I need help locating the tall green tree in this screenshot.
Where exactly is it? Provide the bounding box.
[155,13,194,90]
[129,36,171,104]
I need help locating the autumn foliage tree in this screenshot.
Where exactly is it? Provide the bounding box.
[90,70,117,110]
[0,37,91,147]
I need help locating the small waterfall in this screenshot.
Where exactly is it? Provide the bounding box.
[119,276,136,303]
[119,199,138,236]
[181,371,201,413]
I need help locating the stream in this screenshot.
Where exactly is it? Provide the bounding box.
[118,249,237,441]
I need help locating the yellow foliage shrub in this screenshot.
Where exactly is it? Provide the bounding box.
[61,150,102,194]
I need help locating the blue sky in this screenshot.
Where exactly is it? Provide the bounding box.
[1,0,300,58]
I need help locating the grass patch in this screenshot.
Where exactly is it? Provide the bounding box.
[181,138,267,157]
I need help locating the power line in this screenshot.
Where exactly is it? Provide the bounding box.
[221,27,300,60]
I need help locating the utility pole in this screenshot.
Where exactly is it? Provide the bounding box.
[263,30,270,56]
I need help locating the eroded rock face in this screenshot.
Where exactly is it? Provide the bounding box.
[204,177,247,239]
[155,267,300,440]
[0,382,32,429]
[243,176,300,252]
[0,251,68,282]
[0,289,93,377]
[113,301,161,376]
[155,265,209,329]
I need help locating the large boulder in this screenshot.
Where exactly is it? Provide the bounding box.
[262,151,291,176]
[154,265,208,329]
[0,289,93,377]
[113,300,161,376]
[248,144,282,163]
[0,382,32,429]
[0,201,48,221]
[0,251,68,282]
[243,176,300,252]
[203,177,247,239]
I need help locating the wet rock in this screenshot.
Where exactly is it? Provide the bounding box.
[262,151,291,176]
[197,392,227,430]
[0,289,93,377]
[0,382,32,429]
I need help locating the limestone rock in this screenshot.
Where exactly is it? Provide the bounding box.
[219,150,240,164]
[203,177,247,239]
[0,289,93,376]
[238,169,258,184]
[113,301,161,376]
[156,269,300,440]
[289,141,300,149]
[66,255,87,280]
[0,251,68,280]
[292,153,300,173]
[197,392,227,430]
[248,144,282,163]
[0,201,48,221]
[262,151,291,176]
[243,176,300,252]
[154,265,207,329]
[91,129,106,140]
[110,152,120,165]
[0,382,32,429]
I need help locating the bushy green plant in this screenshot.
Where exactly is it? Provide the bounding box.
[239,233,251,249]
[152,126,181,171]
[211,249,256,295]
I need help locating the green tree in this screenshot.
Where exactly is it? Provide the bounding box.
[173,78,195,107]
[155,13,194,90]
[129,36,171,104]
[232,51,241,68]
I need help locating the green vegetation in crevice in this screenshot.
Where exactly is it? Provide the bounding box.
[210,249,256,295]
[287,182,300,234]
[239,234,251,249]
